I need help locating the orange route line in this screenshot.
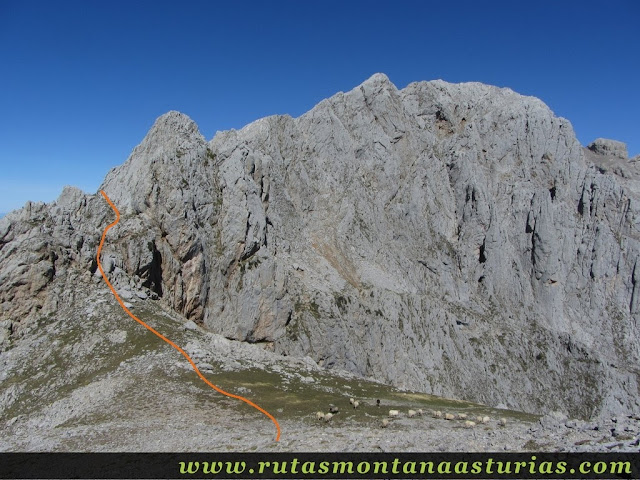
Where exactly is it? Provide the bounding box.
[96,189,281,442]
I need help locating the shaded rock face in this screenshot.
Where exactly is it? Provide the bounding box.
[1,75,639,420]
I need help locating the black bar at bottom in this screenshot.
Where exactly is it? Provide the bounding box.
[0,452,638,479]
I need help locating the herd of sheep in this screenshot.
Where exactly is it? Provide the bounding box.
[314,398,508,429]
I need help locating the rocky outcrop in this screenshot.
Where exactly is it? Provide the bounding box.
[1,74,639,420]
[588,138,629,159]
[584,138,638,179]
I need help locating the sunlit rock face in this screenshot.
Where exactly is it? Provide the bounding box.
[2,74,639,420]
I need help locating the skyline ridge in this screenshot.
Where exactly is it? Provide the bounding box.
[2,73,637,217]
[1,1,638,213]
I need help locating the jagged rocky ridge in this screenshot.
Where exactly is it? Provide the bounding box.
[1,74,639,421]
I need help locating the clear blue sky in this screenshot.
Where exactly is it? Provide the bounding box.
[0,0,638,214]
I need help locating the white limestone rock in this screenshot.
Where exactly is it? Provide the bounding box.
[1,74,639,422]
[588,138,629,159]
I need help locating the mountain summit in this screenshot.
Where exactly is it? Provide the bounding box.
[1,75,639,426]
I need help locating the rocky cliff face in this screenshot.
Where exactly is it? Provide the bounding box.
[1,74,639,420]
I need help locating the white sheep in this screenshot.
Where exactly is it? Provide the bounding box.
[457,413,467,420]
[324,412,334,422]
[464,420,476,429]
[328,404,339,414]
[349,397,355,405]
[444,413,456,421]
[388,409,400,418]
[353,400,360,409]
[498,417,507,427]
[482,416,490,424]
[315,411,325,421]
[408,409,417,418]
[417,409,423,416]
[381,418,390,428]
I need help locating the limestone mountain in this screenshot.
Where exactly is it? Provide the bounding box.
[1,73,639,422]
